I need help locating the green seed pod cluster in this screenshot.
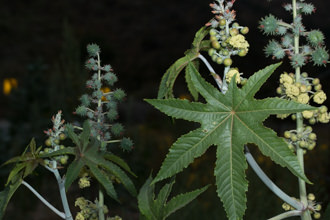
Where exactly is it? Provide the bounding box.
[260,1,329,68]
[207,0,249,67]
[41,111,69,167]
[75,44,133,151]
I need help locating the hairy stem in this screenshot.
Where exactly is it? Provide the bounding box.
[96,52,106,220]
[292,0,311,219]
[268,210,302,220]
[244,146,303,210]
[22,180,66,219]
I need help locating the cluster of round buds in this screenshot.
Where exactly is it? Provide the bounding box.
[41,111,69,167]
[307,193,322,219]
[301,106,330,124]
[207,0,249,66]
[281,194,321,219]
[75,197,109,220]
[75,44,133,151]
[284,126,316,152]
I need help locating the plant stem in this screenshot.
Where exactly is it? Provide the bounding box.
[51,168,73,220]
[244,146,303,210]
[292,0,311,219]
[268,210,302,220]
[22,180,66,219]
[198,54,223,90]
[96,52,106,220]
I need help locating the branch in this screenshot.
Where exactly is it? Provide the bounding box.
[268,210,302,220]
[198,54,223,90]
[22,180,66,219]
[244,146,304,211]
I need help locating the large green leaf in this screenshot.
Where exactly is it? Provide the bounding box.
[64,159,85,190]
[146,62,314,220]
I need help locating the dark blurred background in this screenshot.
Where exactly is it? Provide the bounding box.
[0,0,329,219]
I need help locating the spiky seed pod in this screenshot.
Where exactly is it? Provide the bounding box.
[103,64,112,72]
[106,101,117,110]
[103,72,118,86]
[265,40,285,59]
[312,47,329,66]
[76,106,87,116]
[120,137,133,151]
[80,94,91,107]
[290,54,306,68]
[301,3,315,15]
[87,44,100,57]
[292,17,305,36]
[282,35,293,48]
[283,4,292,12]
[107,110,118,121]
[259,15,279,35]
[307,30,325,47]
[113,89,126,101]
[111,123,124,136]
[92,90,103,100]
[277,26,287,35]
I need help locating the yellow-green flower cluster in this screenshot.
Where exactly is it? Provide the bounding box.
[78,176,91,189]
[75,197,109,220]
[228,34,249,51]
[225,69,241,84]
[277,72,328,112]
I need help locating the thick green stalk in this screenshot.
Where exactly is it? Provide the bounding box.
[292,0,311,219]
[96,52,106,220]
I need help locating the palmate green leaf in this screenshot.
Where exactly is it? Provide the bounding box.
[147,62,314,220]
[185,61,199,101]
[103,152,137,177]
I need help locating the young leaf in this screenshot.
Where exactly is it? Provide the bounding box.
[0,179,22,220]
[154,177,175,217]
[138,176,157,220]
[147,62,314,220]
[157,27,209,99]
